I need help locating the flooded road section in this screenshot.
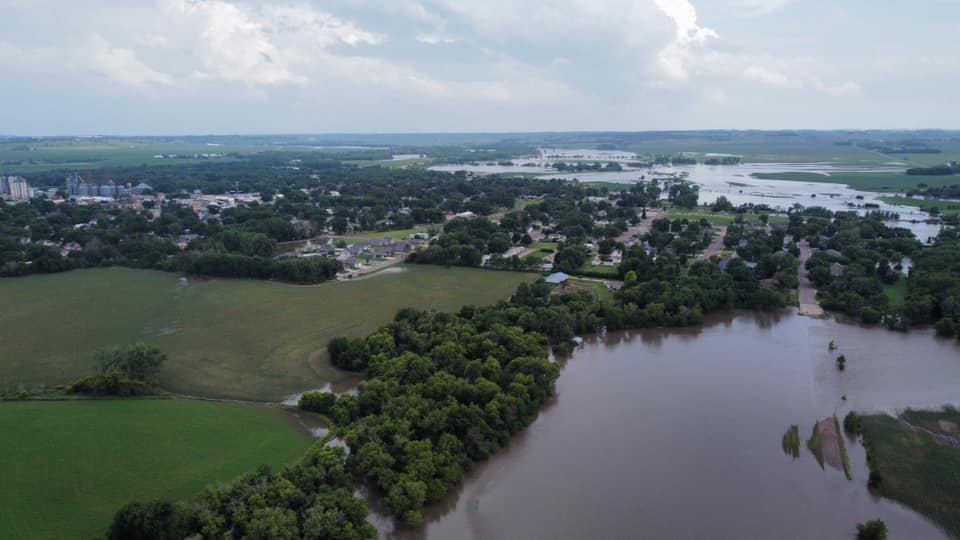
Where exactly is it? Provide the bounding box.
[377,312,960,539]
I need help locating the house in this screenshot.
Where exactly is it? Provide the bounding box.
[342,258,362,270]
[830,262,846,277]
[825,249,844,259]
[545,272,571,285]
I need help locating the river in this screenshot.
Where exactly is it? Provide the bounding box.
[371,311,960,539]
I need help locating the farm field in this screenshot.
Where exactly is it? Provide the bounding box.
[0,139,262,174]
[0,399,312,540]
[0,265,534,400]
[750,171,959,192]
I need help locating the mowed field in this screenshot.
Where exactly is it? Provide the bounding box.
[0,399,312,540]
[0,265,533,400]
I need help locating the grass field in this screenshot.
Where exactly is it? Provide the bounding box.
[860,410,960,538]
[665,209,788,225]
[878,196,960,213]
[750,171,960,192]
[347,226,433,241]
[577,262,619,276]
[0,265,533,400]
[0,399,312,540]
[568,278,615,302]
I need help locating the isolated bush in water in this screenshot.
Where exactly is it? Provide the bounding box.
[856,519,888,540]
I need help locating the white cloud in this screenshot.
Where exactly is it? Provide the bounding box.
[743,65,798,88]
[416,33,455,45]
[162,0,303,86]
[85,35,174,88]
[738,0,793,16]
[159,0,383,87]
[263,5,383,47]
[653,0,718,80]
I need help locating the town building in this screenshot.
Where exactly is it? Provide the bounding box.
[2,176,30,201]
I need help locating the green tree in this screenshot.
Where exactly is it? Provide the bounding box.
[96,343,167,383]
[856,519,888,540]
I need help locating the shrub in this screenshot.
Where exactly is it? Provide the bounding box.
[843,411,862,434]
[856,519,888,540]
[66,371,151,397]
[298,391,337,415]
[95,343,167,383]
[936,318,957,337]
[107,500,191,540]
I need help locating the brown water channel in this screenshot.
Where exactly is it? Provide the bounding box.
[372,311,960,539]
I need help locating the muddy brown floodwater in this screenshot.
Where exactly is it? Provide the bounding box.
[371,311,960,539]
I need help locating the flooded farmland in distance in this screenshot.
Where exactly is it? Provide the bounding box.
[375,311,960,539]
[430,156,940,240]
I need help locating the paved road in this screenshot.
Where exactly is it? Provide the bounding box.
[700,226,727,259]
[798,240,824,317]
[618,209,664,244]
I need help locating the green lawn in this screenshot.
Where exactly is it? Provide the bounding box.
[0,399,312,540]
[569,278,615,302]
[582,181,638,191]
[860,410,960,538]
[577,262,619,276]
[0,265,533,400]
[347,226,432,241]
[750,171,960,192]
[666,209,788,225]
[883,277,907,305]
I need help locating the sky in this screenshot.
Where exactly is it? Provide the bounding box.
[0,0,958,135]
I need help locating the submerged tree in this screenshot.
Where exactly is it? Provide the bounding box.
[856,519,889,540]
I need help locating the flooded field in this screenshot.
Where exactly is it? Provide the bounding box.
[375,312,960,539]
[431,158,939,240]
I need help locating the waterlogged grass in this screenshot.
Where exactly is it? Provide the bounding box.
[878,196,960,213]
[835,416,852,480]
[0,266,534,400]
[0,399,312,540]
[751,172,959,193]
[807,421,824,468]
[782,425,801,459]
[860,411,960,538]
